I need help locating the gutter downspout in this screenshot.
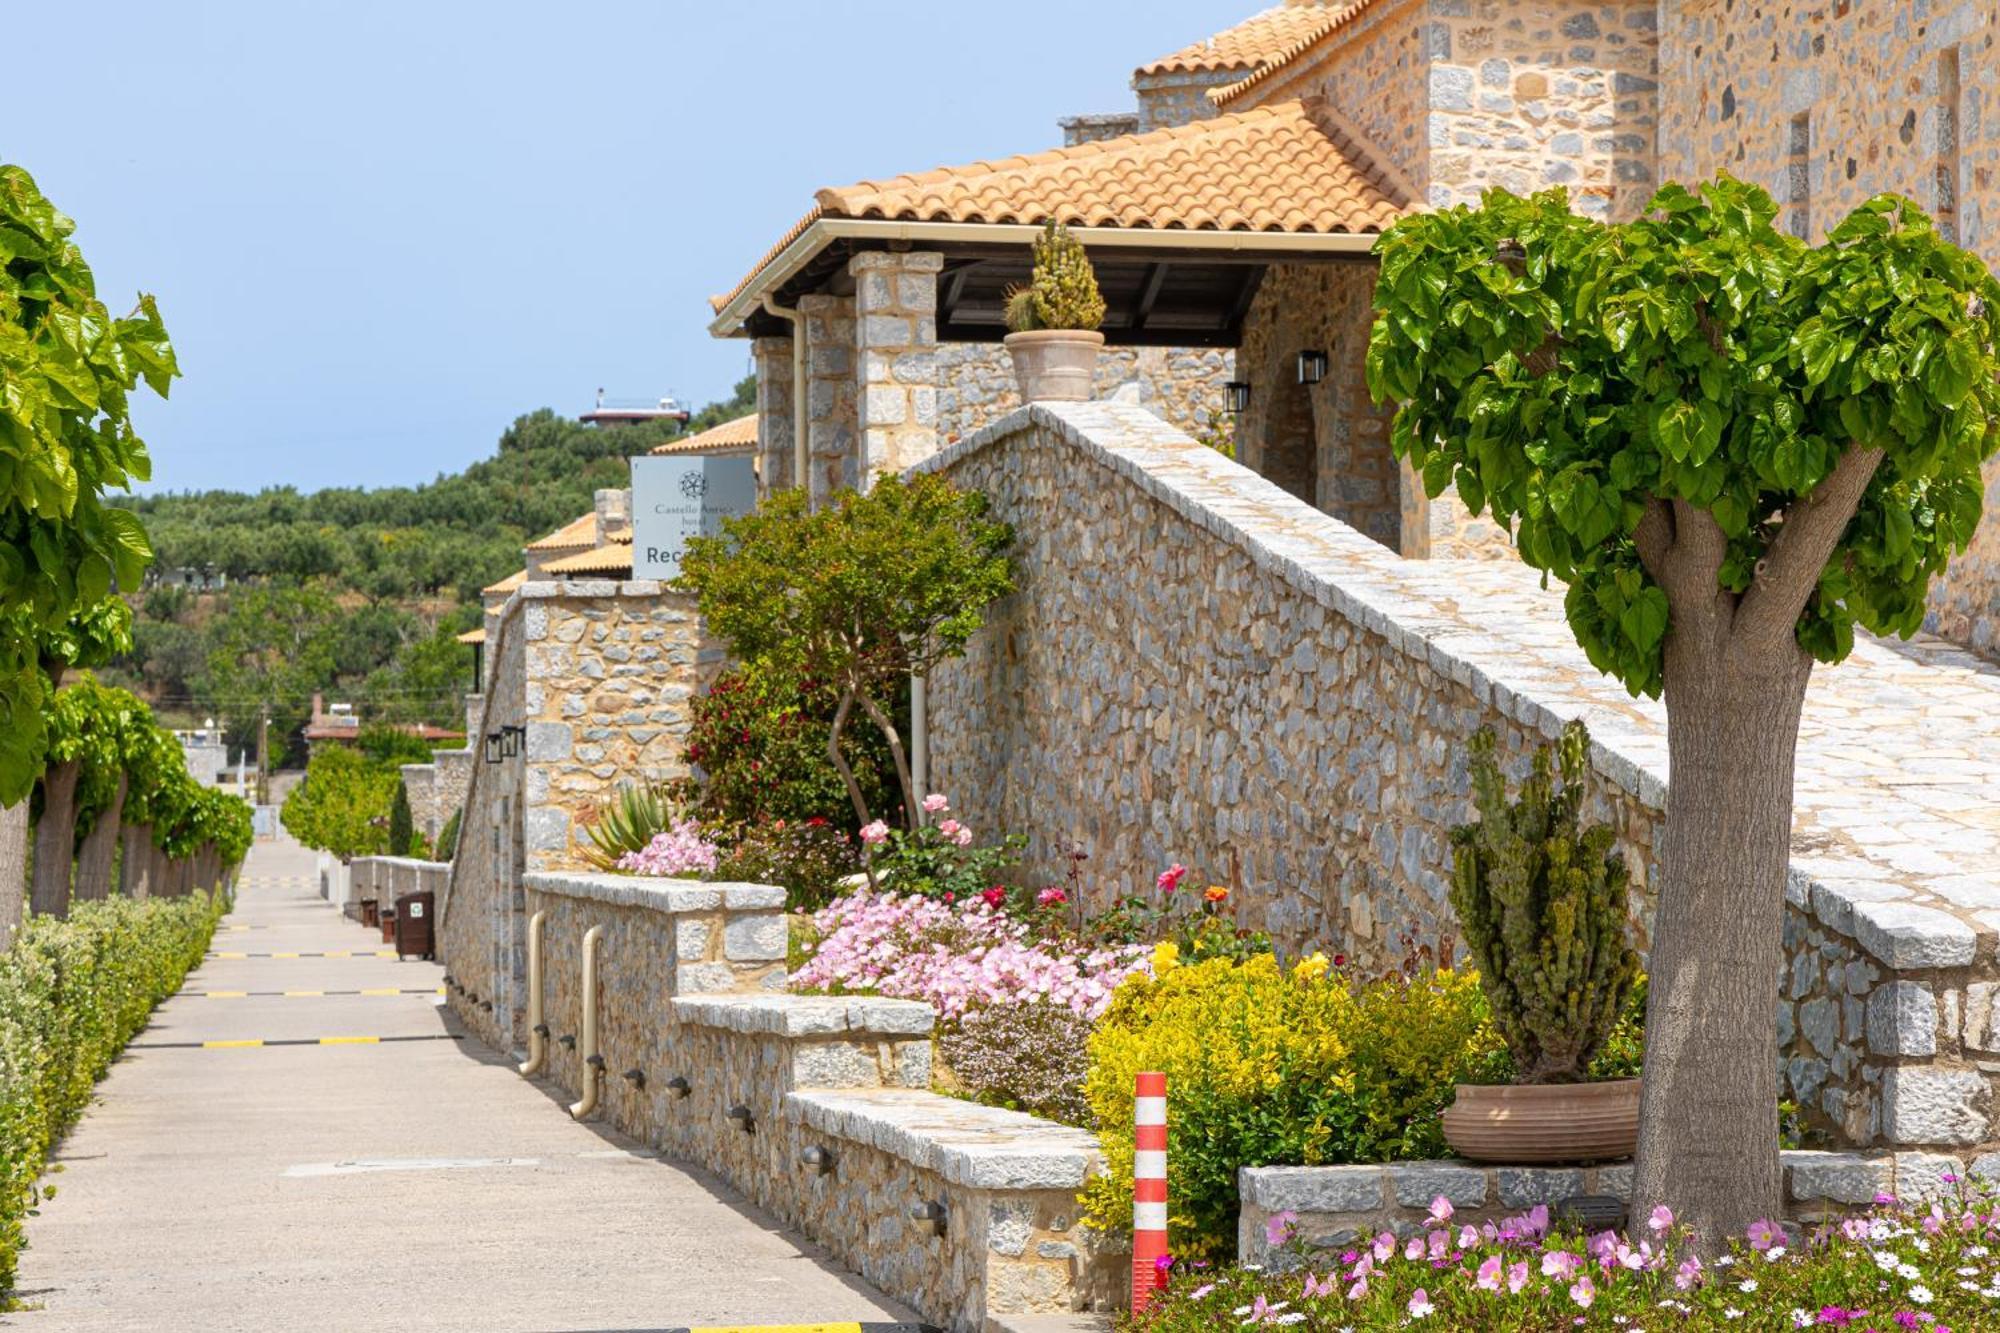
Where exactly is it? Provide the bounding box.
[568,925,605,1119]
[517,910,546,1076]
[760,296,808,499]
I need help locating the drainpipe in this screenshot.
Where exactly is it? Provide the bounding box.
[911,672,928,801]
[568,925,604,1120]
[760,295,808,499]
[517,911,546,1076]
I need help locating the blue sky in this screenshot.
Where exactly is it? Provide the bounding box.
[15,1,1229,493]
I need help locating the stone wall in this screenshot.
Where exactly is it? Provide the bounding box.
[491,869,1122,1330]
[915,401,2000,1158]
[852,251,941,479]
[803,292,860,505]
[753,334,797,496]
[1134,68,1239,131]
[397,750,471,844]
[1059,113,1139,146]
[936,342,1233,447]
[1655,0,2000,659]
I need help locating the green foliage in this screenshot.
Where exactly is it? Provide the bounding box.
[679,473,1013,827]
[0,165,175,803]
[356,723,436,766]
[1082,955,1497,1261]
[710,818,860,914]
[387,780,414,856]
[1366,177,2000,696]
[1004,221,1106,333]
[869,819,1026,900]
[279,745,400,860]
[0,893,223,1298]
[1450,722,1639,1084]
[193,581,340,765]
[939,1001,1094,1127]
[435,808,461,861]
[673,665,894,831]
[579,781,680,872]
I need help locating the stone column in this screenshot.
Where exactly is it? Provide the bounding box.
[850,250,942,484]
[800,292,857,508]
[751,335,796,497]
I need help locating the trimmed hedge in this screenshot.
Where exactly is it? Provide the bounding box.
[0,893,224,1300]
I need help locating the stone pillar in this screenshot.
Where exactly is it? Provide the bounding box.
[752,335,796,497]
[801,292,857,508]
[850,250,942,484]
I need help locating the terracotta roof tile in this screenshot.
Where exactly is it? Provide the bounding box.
[651,413,758,455]
[481,568,528,597]
[540,537,634,577]
[1136,4,1348,77]
[1211,0,1386,108]
[525,512,598,552]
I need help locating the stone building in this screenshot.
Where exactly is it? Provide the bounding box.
[715,0,2000,646]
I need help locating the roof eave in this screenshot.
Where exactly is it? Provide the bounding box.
[707,217,1383,339]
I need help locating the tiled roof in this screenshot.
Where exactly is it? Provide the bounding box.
[540,536,634,577]
[651,413,758,456]
[481,568,527,597]
[455,627,486,645]
[1211,0,1385,108]
[525,512,598,552]
[1137,4,1348,76]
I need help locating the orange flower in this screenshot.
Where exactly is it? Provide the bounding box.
[1203,885,1230,904]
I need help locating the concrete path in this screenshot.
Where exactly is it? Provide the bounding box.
[6,834,914,1332]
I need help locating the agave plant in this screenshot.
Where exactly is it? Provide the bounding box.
[580,781,680,871]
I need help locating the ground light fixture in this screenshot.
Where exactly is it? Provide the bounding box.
[1297,348,1328,384]
[800,1145,836,1176]
[665,1076,692,1099]
[620,1067,645,1089]
[727,1104,755,1134]
[909,1200,948,1237]
[1224,380,1252,414]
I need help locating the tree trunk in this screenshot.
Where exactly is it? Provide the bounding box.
[72,773,128,904]
[121,822,154,898]
[29,758,82,918]
[0,800,26,948]
[1632,633,1813,1251]
[856,688,919,832]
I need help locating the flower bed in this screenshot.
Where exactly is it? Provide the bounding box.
[1130,1187,2000,1331]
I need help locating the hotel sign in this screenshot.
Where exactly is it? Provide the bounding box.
[630,455,757,580]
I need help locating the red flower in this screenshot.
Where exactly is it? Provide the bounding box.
[981,886,1006,909]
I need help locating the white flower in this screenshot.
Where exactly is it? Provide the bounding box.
[1909,1284,1934,1305]
[1725,1310,1743,1321]
[1764,1246,1786,1261]
[1737,1279,1758,1293]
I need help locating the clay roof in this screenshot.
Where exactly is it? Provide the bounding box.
[481,568,527,597]
[1136,4,1349,77]
[1211,0,1386,108]
[455,627,486,645]
[713,98,1404,321]
[525,512,598,552]
[651,413,758,456]
[540,536,634,577]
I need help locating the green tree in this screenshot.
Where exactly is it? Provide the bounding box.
[0,166,175,803]
[679,473,1013,830]
[197,582,339,765]
[280,745,400,861]
[387,779,414,856]
[1367,177,2000,1243]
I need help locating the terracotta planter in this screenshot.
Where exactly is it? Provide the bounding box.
[1441,1078,1640,1164]
[1004,329,1104,402]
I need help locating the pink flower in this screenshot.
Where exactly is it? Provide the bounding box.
[1475,1256,1503,1291]
[1407,1288,1433,1318]
[1506,1261,1530,1294]
[1427,1195,1454,1224]
[1648,1204,1675,1233]
[1674,1256,1703,1291]
[950,825,973,847]
[1156,863,1188,893]
[1541,1250,1579,1280]
[1371,1233,1395,1262]
[1036,886,1068,908]
[1457,1224,1480,1251]
[615,820,721,877]
[859,820,890,845]
[1746,1218,1784,1251]
[1264,1210,1298,1247]
[1569,1276,1595,1309]
[922,793,950,814]
[1345,1275,1368,1301]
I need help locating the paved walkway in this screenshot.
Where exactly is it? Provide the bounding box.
[6,835,912,1333]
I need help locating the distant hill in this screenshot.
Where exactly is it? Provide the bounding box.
[104,378,755,764]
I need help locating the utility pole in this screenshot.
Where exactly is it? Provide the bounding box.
[256,707,270,806]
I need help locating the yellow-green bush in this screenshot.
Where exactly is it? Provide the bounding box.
[0,894,223,1301]
[1081,954,1495,1261]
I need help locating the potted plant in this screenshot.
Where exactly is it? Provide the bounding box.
[1003,220,1106,402]
[1441,720,1643,1163]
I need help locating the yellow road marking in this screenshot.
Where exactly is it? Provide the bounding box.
[318,1036,380,1045]
[215,951,247,959]
[204,991,247,999]
[203,1039,263,1049]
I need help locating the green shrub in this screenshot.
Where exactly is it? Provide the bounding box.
[435,808,461,861]
[387,779,414,856]
[0,893,223,1300]
[280,745,400,859]
[1081,953,1495,1261]
[939,1001,1094,1127]
[711,818,860,913]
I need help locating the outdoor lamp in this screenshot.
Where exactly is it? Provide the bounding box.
[1297,349,1328,384]
[1224,380,1252,414]
[484,731,503,764]
[502,724,525,757]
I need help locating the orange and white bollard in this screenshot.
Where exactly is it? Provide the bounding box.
[1131,1070,1169,1313]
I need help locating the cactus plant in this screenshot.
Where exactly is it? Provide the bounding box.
[1449,721,1639,1084]
[1005,220,1106,333]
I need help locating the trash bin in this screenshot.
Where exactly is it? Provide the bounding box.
[379,905,397,944]
[394,891,435,961]
[360,898,380,928]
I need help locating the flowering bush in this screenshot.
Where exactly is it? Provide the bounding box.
[861,793,1025,899]
[1062,861,1271,963]
[1082,953,1496,1261]
[1129,1186,2000,1332]
[711,816,860,912]
[938,1000,1095,1127]
[787,889,1147,1022]
[615,820,722,877]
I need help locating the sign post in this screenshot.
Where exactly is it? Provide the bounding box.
[630,455,758,580]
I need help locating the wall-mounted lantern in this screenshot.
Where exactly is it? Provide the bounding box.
[1224,380,1252,414]
[501,725,525,757]
[1297,349,1328,385]
[484,731,503,764]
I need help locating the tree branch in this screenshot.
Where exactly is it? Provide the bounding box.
[1735,444,1885,650]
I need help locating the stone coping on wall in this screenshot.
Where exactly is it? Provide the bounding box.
[673,992,936,1038]
[912,401,2000,972]
[357,855,453,873]
[788,1087,1106,1192]
[522,869,785,914]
